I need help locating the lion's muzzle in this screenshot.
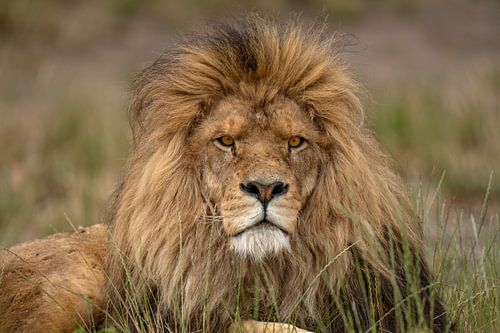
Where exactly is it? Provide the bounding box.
[226,179,296,260]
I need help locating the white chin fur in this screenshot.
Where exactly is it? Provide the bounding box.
[230,226,290,261]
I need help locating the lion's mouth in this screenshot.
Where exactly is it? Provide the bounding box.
[232,219,289,237]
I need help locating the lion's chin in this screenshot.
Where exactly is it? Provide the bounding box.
[229,225,290,261]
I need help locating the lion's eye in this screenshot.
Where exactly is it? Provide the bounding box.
[215,135,235,150]
[288,136,306,150]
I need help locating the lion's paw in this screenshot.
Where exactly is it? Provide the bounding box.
[229,319,314,333]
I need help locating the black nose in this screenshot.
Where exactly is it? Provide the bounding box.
[240,181,289,205]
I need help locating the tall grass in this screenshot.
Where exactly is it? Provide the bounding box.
[423,177,499,332]
[68,179,497,333]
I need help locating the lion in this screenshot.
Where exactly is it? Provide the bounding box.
[105,16,454,332]
[0,15,454,333]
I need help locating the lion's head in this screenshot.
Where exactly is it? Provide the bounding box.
[193,96,322,260]
[107,16,450,332]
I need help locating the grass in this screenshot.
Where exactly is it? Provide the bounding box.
[418,176,499,332]
[368,83,500,201]
[0,97,129,244]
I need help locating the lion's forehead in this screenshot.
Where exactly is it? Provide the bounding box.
[202,96,318,140]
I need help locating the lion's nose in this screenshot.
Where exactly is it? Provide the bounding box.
[240,181,289,205]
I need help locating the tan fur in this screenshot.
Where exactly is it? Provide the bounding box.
[0,225,107,333]
[106,16,443,332]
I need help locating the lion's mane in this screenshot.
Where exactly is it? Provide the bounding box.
[106,16,451,332]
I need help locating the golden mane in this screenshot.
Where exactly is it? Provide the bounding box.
[106,15,451,332]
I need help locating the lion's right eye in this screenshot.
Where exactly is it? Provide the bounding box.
[215,136,235,150]
[288,136,307,151]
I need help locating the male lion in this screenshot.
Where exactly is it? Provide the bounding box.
[1,16,454,333]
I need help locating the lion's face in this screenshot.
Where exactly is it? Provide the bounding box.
[189,96,321,260]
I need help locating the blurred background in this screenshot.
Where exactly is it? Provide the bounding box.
[0,0,499,246]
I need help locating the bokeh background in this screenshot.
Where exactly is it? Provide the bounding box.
[1,0,499,246]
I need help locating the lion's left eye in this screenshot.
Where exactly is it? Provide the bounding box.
[288,136,306,150]
[214,135,235,150]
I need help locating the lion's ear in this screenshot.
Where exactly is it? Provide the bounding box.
[126,56,178,142]
[127,70,167,142]
[127,51,219,144]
